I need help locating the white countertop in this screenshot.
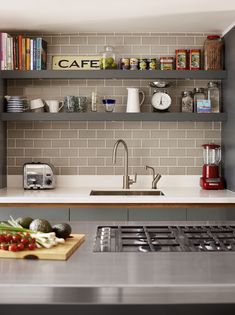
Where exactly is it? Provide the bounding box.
[1,175,235,204]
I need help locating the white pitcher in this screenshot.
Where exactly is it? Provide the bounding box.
[126,88,145,113]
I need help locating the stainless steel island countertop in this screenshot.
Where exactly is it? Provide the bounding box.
[1,221,235,306]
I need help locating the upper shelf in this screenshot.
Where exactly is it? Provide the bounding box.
[0,70,227,80]
[0,112,227,121]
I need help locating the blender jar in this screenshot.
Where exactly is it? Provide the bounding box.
[202,144,221,178]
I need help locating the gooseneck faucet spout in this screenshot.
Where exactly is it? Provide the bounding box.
[112,139,137,189]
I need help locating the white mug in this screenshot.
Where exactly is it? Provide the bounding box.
[30,98,44,110]
[45,100,64,113]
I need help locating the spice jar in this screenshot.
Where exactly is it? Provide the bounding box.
[207,81,220,113]
[181,91,193,112]
[99,46,118,69]
[204,35,224,70]
[139,58,148,70]
[148,58,157,70]
[160,57,174,70]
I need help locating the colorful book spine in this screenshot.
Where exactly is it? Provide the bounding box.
[33,39,37,70]
[15,37,18,70]
[36,37,41,70]
[35,38,47,70]
[6,35,13,70]
[41,39,47,70]
[1,33,8,70]
[25,38,30,70]
[0,33,2,69]
[30,39,34,70]
[22,38,26,70]
[18,35,22,70]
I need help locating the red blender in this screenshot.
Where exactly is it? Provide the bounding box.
[200,144,224,190]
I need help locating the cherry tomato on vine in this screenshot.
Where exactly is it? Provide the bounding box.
[0,235,6,243]
[1,244,8,250]
[9,244,18,252]
[28,243,36,250]
[21,237,29,245]
[5,234,12,242]
[12,235,21,243]
[17,243,24,251]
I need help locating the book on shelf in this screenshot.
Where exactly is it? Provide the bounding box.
[0,32,47,70]
[18,35,22,70]
[36,38,47,70]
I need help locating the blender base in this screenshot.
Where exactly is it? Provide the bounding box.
[200,177,224,190]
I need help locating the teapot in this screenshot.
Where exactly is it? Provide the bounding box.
[126,88,145,113]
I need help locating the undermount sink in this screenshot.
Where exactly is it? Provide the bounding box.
[90,190,165,196]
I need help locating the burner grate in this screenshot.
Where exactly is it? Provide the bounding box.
[93,225,235,252]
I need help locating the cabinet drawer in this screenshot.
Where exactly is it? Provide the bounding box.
[128,208,187,221]
[187,208,235,221]
[70,207,128,221]
[0,207,69,221]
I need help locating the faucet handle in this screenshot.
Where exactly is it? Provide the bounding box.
[129,173,137,186]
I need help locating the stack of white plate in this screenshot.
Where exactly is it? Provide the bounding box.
[7,96,25,113]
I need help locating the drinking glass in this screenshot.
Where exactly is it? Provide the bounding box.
[102,99,116,112]
[64,96,76,112]
[75,96,87,112]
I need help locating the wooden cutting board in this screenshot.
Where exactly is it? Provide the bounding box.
[0,234,85,261]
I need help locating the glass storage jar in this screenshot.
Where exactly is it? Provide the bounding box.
[181,91,193,112]
[193,88,206,112]
[207,81,220,113]
[99,46,118,70]
[204,35,224,70]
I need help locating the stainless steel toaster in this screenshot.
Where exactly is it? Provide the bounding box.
[23,162,55,190]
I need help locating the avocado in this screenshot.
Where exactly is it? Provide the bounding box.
[29,218,52,233]
[16,217,33,229]
[52,223,72,239]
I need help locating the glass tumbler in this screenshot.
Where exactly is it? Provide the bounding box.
[102,99,116,112]
[64,96,76,112]
[76,96,87,112]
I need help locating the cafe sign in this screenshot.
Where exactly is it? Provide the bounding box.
[52,55,101,70]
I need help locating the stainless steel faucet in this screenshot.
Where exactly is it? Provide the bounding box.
[112,139,137,189]
[145,165,161,189]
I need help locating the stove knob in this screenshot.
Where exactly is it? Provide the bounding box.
[46,179,52,185]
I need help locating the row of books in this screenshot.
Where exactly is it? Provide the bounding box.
[0,33,47,70]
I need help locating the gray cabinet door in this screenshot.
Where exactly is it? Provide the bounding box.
[70,207,128,221]
[0,207,69,221]
[187,208,235,221]
[128,208,187,221]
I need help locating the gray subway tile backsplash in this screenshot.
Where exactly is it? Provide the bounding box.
[6,32,221,176]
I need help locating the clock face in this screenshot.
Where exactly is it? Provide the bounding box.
[151,92,172,110]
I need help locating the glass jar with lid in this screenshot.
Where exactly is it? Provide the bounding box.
[181,91,193,112]
[193,88,206,112]
[204,35,224,70]
[207,81,220,113]
[99,46,118,70]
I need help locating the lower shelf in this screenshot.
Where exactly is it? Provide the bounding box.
[0,112,227,121]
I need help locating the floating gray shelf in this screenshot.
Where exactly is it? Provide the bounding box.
[0,112,227,121]
[0,70,227,80]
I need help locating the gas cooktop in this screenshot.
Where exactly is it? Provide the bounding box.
[93,225,235,252]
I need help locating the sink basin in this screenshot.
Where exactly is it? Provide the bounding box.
[90,190,165,196]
